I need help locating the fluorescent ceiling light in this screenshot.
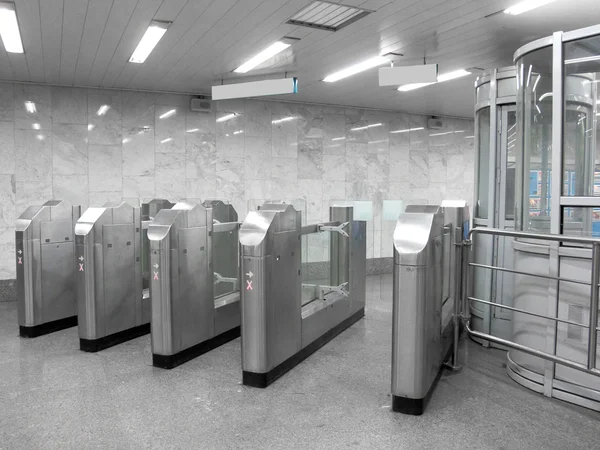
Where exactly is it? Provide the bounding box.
[217,113,237,123]
[351,123,382,131]
[0,3,24,53]
[272,116,296,124]
[96,105,110,116]
[323,56,389,82]
[504,0,558,15]
[159,109,176,119]
[129,21,169,64]
[32,123,40,130]
[234,41,291,74]
[25,101,36,113]
[160,137,172,144]
[390,127,424,133]
[398,69,471,92]
[332,137,345,141]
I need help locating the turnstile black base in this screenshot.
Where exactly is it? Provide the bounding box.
[80,323,150,352]
[19,315,78,338]
[152,326,241,369]
[243,307,365,388]
[392,323,456,415]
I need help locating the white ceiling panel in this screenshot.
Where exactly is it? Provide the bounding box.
[1,0,600,118]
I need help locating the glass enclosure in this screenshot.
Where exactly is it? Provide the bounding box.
[476,107,491,219]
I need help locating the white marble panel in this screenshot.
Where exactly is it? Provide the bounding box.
[155,105,185,153]
[14,84,52,130]
[186,108,216,135]
[298,179,322,223]
[429,149,447,184]
[216,134,244,158]
[88,145,122,192]
[52,87,87,125]
[123,176,154,199]
[389,144,410,183]
[155,93,189,108]
[368,153,389,184]
[0,175,16,227]
[409,150,429,188]
[216,99,245,114]
[346,181,368,200]
[245,180,272,202]
[53,175,89,210]
[245,101,271,138]
[122,91,154,128]
[0,227,15,279]
[245,137,271,181]
[0,82,14,121]
[53,124,88,175]
[427,183,447,205]
[154,153,185,201]
[0,121,15,174]
[322,114,346,155]
[186,130,216,179]
[215,156,244,201]
[186,177,217,200]
[322,180,346,202]
[15,180,53,216]
[272,114,297,158]
[345,142,368,183]
[122,127,155,176]
[88,191,122,207]
[323,154,346,181]
[15,130,52,181]
[298,143,323,180]
[88,90,122,145]
[447,153,465,186]
[387,182,410,200]
[271,157,297,182]
[269,101,297,116]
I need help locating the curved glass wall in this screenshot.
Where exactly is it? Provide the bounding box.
[512,26,600,412]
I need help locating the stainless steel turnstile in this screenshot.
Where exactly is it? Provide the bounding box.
[240,203,366,388]
[148,200,240,369]
[16,200,81,337]
[391,201,469,415]
[75,201,149,351]
[142,199,175,289]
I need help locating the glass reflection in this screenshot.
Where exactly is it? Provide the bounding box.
[476,107,490,219]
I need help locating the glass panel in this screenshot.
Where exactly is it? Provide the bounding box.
[213,225,239,299]
[562,207,600,238]
[301,232,333,307]
[382,200,405,220]
[506,110,517,220]
[476,82,490,104]
[476,107,491,219]
[563,35,600,198]
[352,201,373,221]
[517,46,553,233]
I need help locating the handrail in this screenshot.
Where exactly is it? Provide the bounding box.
[463,227,600,374]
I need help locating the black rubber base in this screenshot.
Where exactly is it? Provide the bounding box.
[19,315,78,338]
[392,323,456,415]
[153,326,241,369]
[80,323,150,352]
[243,307,365,388]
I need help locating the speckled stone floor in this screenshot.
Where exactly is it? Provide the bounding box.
[0,275,598,449]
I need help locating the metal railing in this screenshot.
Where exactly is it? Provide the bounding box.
[461,227,600,376]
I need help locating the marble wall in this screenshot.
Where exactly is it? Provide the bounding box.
[0,82,474,280]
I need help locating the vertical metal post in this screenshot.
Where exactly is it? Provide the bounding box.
[450,231,463,371]
[588,243,600,370]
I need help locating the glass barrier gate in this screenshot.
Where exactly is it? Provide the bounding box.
[239,203,366,388]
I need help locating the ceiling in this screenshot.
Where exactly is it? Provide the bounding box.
[1,0,600,118]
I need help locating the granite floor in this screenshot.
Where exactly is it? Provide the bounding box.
[0,275,598,450]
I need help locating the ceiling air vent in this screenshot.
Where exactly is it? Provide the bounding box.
[287,1,372,32]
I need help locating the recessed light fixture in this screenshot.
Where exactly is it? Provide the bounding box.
[504,0,558,16]
[390,127,424,134]
[398,69,471,92]
[25,101,36,113]
[32,123,40,130]
[323,56,389,82]
[0,2,24,53]
[234,41,291,74]
[129,20,169,64]
[272,116,296,124]
[96,105,110,116]
[217,113,238,123]
[350,123,382,131]
[159,109,176,119]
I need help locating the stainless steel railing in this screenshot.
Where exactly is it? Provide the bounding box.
[461,227,600,376]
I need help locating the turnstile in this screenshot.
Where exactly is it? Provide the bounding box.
[16,200,81,337]
[142,199,175,289]
[75,201,149,351]
[148,200,240,369]
[239,203,366,388]
[391,201,469,415]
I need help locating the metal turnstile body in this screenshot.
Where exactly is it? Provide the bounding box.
[391,201,469,415]
[149,201,240,369]
[142,199,175,289]
[16,200,81,337]
[75,201,149,351]
[240,203,366,388]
